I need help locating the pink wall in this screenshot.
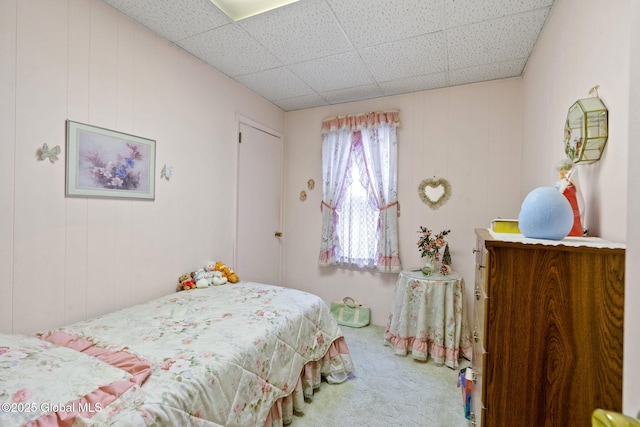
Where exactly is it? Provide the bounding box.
[283,79,524,327]
[521,0,637,416]
[0,0,284,334]
[2,0,637,418]
[521,0,629,242]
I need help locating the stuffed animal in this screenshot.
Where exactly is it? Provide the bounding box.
[203,261,217,286]
[215,261,240,283]
[193,269,209,288]
[226,270,239,283]
[211,270,228,286]
[178,273,196,291]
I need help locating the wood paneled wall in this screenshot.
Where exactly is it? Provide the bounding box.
[0,0,283,334]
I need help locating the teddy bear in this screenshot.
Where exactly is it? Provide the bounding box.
[178,273,196,291]
[203,261,219,286]
[226,270,239,283]
[192,268,209,288]
[211,270,228,286]
[214,261,240,283]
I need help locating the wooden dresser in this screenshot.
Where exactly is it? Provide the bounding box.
[471,228,625,426]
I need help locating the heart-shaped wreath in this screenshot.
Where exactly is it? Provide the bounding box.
[418,178,451,209]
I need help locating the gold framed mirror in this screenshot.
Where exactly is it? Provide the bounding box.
[564,97,608,164]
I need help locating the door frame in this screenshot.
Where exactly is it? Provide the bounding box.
[233,114,285,284]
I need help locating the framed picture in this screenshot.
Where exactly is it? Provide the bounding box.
[66,120,156,200]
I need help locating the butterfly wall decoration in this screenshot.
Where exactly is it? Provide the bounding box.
[39,143,61,164]
[161,165,173,180]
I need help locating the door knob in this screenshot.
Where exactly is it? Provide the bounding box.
[275,231,283,237]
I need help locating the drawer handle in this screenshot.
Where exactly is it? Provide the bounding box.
[474,288,481,300]
[477,264,486,271]
[472,248,480,254]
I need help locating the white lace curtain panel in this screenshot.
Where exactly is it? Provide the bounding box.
[318,111,402,273]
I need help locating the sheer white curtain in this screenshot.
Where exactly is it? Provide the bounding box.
[318,128,352,265]
[361,124,401,272]
[318,111,401,272]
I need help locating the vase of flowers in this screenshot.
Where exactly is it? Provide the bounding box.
[422,254,436,275]
[417,226,450,275]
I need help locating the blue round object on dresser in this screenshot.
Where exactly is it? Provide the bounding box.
[517,186,574,240]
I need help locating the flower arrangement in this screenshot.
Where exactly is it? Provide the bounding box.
[417,226,450,261]
[85,143,143,190]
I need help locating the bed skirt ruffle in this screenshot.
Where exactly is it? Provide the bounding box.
[263,337,353,427]
[29,332,152,427]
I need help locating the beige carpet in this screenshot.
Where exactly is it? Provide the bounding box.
[291,324,471,426]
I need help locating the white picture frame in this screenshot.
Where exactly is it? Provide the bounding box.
[66,120,156,200]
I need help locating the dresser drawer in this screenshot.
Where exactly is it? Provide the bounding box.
[473,282,487,342]
[475,246,489,292]
[472,311,485,369]
[471,351,487,426]
[472,309,488,405]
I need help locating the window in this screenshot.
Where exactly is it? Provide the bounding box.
[335,139,379,267]
[318,111,401,273]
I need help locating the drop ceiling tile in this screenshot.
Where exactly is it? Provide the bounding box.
[326,0,444,49]
[238,0,352,65]
[359,32,447,82]
[98,0,556,110]
[288,52,374,92]
[178,25,282,77]
[319,84,384,105]
[449,58,526,86]
[273,94,330,111]
[446,9,548,70]
[100,0,229,41]
[379,72,448,97]
[235,67,315,101]
[445,0,554,28]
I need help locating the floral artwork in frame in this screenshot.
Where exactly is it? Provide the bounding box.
[66,120,156,200]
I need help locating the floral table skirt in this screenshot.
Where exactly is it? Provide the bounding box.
[384,270,472,368]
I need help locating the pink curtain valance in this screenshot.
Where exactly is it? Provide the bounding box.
[321,110,400,134]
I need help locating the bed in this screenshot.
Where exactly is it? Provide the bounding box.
[0,282,354,427]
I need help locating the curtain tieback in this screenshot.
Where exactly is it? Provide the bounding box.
[321,201,335,212]
[380,201,400,217]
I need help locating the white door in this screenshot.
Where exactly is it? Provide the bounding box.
[236,121,283,285]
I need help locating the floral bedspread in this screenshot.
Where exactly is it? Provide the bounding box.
[0,333,149,427]
[38,282,353,426]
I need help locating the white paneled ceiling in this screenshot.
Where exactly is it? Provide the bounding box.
[99,0,556,111]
